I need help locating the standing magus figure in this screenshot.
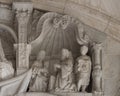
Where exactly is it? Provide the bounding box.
[75,45,91,92]
[29,50,49,92]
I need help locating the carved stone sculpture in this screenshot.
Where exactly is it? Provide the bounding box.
[92,65,102,92]
[75,45,91,92]
[29,50,49,92]
[55,49,76,92]
[30,12,80,57]
[76,23,90,45]
[0,39,14,81]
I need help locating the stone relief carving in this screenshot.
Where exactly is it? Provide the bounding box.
[75,46,91,92]
[76,23,90,45]
[29,50,49,92]
[54,49,76,92]
[0,38,14,81]
[30,12,80,57]
[0,1,106,95]
[28,10,45,42]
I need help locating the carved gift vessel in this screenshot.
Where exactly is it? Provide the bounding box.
[0,0,107,96]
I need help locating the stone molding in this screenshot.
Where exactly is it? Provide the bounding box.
[0,0,120,42]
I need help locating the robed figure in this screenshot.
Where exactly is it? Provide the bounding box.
[55,49,76,92]
[29,50,49,92]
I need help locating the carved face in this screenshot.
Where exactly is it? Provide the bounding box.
[61,49,69,60]
[37,50,46,60]
[80,46,88,55]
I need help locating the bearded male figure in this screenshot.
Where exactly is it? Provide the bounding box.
[55,49,76,92]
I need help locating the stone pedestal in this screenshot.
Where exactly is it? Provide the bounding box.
[13,1,33,74]
[16,92,93,96]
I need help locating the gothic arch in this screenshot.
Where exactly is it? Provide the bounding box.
[32,0,120,42]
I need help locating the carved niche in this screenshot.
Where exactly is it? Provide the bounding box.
[28,11,106,96]
[0,5,106,95]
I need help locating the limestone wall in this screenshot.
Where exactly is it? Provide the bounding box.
[0,0,120,96]
[103,36,120,96]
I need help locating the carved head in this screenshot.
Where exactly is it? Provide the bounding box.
[80,45,88,55]
[61,49,70,60]
[37,50,46,61]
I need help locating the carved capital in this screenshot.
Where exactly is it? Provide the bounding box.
[13,2,33,24]
[15,10,31,24]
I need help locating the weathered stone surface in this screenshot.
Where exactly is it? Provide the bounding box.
[0,0,13,4]
[70,0,120,21]
[102,37,120,96]
[31,0,120,42]
[64,1,110,32]
[0,1,119,96]
[16,92,92,96]
[32,0,66,13]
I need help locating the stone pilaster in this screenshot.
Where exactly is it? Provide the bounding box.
[13,2,33,75]
[93,43,102,66]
